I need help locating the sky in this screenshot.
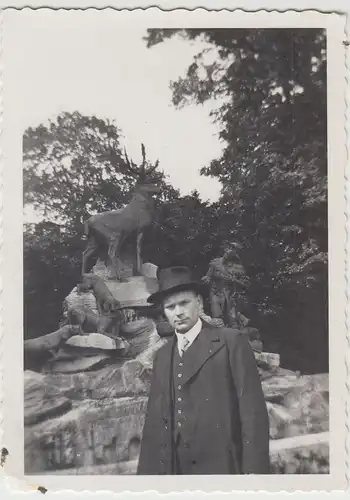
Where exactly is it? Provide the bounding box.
[5,10,224,222]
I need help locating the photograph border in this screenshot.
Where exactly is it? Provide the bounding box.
[0,6,348,494]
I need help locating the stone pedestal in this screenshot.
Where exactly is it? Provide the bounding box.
[25,356,329,474]
[25,396,148,473]
[24,266,164,474]
[104,276,158,309]
[270,432,329,474]
[24,266,329,475]
[24,330,167,473]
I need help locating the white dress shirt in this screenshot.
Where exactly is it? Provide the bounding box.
[175,318,203,356]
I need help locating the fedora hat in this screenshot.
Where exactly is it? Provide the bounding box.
[147,266,207,304]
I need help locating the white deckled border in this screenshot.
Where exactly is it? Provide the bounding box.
[0,6,348,497]
[0,0,348,11]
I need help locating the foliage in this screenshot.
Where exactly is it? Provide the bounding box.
[146,28,328,372]
[23,111,179,338]
[24,221,82,338]
[24,29,328,372]
[143,190,223,279]
[23,111,177,233]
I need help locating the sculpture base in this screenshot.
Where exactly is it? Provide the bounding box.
[25,266,329,475]
[104,276,158,309]
[24,367,329,474]
[24,330,168,473]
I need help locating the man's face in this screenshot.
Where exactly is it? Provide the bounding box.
[162,290,202,334]
[224,245,239,260]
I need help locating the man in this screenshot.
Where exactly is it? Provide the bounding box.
[137,266,269,475]
[202,241,249,327]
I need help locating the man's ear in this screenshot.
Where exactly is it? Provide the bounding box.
[197,294,203,309]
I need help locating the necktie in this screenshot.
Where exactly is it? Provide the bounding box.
[179,336,190,357]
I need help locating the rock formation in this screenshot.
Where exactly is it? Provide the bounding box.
[24,261,329,475]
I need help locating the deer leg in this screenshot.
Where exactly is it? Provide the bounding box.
[107,236,120,280]
[82,237,99,276]
[136,231,143,274]
[109,230,133,282]
[108,232,128,281]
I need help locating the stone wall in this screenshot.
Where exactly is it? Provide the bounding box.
[25,396,147,473]
[24,361,329,474]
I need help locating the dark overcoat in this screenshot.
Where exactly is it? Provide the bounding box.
[137,324,270,475]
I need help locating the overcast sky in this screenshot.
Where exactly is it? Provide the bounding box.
[5,10,224,222]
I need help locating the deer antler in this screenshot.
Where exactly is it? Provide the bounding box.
[146,159,160,176]
[122,145,160,183]
[140,143,147,179]
[124,148,140,178]
[141,143,146,166]
[140,143,160,180]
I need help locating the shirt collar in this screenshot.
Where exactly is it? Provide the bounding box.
[175,318,202,350]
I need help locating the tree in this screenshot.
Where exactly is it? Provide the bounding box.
[23,111,179,338]
[143,190,224,279]
[24,112,125,232]
[146,29,328,372]
[24,111,177,233]
[24,221,82,338]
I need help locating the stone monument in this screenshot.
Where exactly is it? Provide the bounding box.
[24,145,167,473]
[24,172,329,475]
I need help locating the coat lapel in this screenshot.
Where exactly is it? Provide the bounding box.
[181,326,225,385]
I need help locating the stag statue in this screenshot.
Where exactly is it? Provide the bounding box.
[82,144,161,281]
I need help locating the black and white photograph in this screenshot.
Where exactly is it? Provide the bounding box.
[1,7,347,494]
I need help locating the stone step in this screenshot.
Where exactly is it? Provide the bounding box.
[24,372,73,426]
[270,431,329,474]
[42,354,111,374]
[24,396,148,474]
[263,373,329,439]
[36,433,329,475]
[38,459,138,475]
[270,431,329,452]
